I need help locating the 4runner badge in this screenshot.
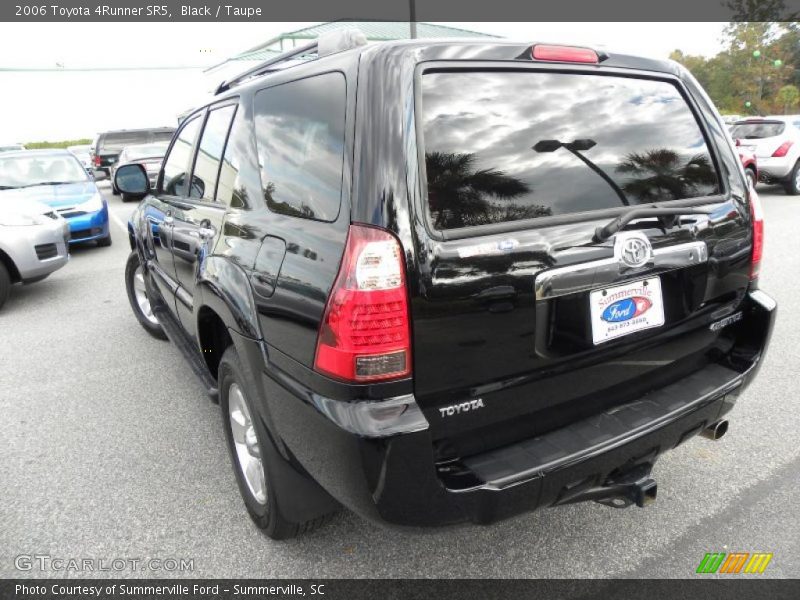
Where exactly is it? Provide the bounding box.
[439,398,485,418]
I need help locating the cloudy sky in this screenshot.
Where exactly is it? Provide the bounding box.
[0,22,728,142]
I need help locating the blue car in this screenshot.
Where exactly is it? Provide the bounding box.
[0,149,111,246]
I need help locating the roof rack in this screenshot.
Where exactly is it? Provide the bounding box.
[214,28,367,95]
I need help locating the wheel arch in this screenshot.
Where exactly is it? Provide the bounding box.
[0,247,21,283]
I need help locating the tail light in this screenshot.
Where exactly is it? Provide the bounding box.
[93,154,101,167]
[772,141,793,157]
[314,224,411,382]
[749,188,764,281]
[532,44,599,63]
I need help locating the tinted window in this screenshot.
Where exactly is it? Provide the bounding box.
[150,130,176,143]
[101,131,150,151]
[189,105,236,202]
[161,116,202,196]
[420,71,720,231]
[254,72,346,221]
[730,121,786,139]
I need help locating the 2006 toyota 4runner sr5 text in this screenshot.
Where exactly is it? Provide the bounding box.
[117,32,776,539]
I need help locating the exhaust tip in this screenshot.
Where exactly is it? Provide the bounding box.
[701,419,729,441]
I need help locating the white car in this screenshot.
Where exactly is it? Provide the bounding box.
[0,143,25,153]
[730,116,800,194]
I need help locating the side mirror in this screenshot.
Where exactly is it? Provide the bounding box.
[115,164,149,197]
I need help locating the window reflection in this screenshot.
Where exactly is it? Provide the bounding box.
[161,116,201,197]
[421,71,720,231]
[254,72,346,222]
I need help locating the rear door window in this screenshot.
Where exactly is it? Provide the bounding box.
[189,105,236,202]
[419,71,721,231]
[730,121,786,139]
[254,72,346,222]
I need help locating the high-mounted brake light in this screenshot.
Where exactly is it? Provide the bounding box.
[749,187,764,282]
[314,224,411,382]
[532,44,599,64]
[772,140,793,157]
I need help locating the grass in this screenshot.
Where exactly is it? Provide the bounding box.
[24,138,93,149]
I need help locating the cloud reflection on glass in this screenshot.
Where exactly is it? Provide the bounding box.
[421,71,720,231]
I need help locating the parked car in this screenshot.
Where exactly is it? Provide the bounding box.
[0,197,70,309]
[730,116,800,194]
[110,142,169,199]
[117,34,774,539]
[0,143,25,153]
[737,145,758,189]
[91,127,175,177]
[0,150,111,247]
[67,144,93,176]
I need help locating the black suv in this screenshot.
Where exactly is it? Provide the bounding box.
[92,127,175,176]
[117,34,775,539]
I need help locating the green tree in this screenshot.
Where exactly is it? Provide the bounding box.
[776,84,800,113]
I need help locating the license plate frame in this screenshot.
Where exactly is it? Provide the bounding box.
[589,277,665,345]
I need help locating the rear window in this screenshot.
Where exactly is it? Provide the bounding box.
[150,130,175,143]
[101,130,174,151]
[730,121,786,139]
[420,71,721,231]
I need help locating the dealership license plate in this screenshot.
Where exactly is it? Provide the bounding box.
[589,278,665,345]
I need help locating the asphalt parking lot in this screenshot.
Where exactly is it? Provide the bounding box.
[1,181,798,579]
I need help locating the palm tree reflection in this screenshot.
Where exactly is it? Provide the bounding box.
[616,149,718,203]
[425,151,548,230]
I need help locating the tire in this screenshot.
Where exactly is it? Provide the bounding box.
[0,262,10,310]
[219,345,333,539]
[784,161,800,195]
[745,167,756,190]
[125,251,166,340]
[96,233,112,247]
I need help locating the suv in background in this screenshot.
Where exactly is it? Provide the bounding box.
[92,127,174,177]
[730,116,800,194]
[116,34,775,539]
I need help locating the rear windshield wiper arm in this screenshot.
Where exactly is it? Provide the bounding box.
[594,206,716,243]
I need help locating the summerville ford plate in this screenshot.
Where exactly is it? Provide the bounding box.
[589,277,665,345]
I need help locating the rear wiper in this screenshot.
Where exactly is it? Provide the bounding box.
[593,206,716,243]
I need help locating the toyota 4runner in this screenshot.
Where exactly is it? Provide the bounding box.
[117,32,776,539]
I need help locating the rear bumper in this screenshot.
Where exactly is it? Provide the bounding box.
[254,290,775,528]
[757,156,794,180]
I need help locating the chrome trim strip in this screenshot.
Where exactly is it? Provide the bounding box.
[534,241,708,300]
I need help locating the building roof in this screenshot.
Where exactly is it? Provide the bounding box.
[230,21,498,63]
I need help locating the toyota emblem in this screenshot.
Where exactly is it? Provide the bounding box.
[614,232,652,268]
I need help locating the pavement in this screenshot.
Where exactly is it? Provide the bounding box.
[0,181,798,579]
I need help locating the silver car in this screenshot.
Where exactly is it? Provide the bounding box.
[110,142,169,198]
[730,116,800,194]
[0,199,70,309]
